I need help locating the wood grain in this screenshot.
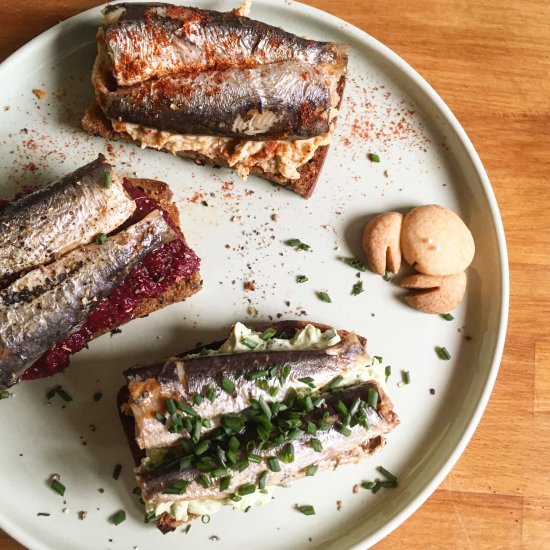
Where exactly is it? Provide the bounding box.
[0,1,548,548]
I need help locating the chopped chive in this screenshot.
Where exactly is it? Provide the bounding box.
[441,313,454,321]
[401,370,410,385]
[244,505,252,512]
[436,346,451,360]
[193,393,204,406]
[144,511,159,523]
[260,328,277,340]
[381,480,397,488]
[368,152,380,162]
[296,275,308,283]
[247,370,268,381]
[201,515,211,524]
[222,414,244,432]
[132,486,142,496]
[306,421,318,435]
[312,397,325,408]
[195,440,210,455]
[228,436,240,452]
[50,479,66,497]
[288,238,311,251]
[179,455,193,470]
[56,387,73,402]
[165,398,177,415]
[258,395,272,420]
[205,386,216,402]
[287,428,305,440]
[155,412,167,425]
[184,524,191,534]
[112,464,122,480]
[221,376,236,395]
[327,375,343,390]
[175,401,198,416]
[96,233,107,245]
[298,377,316,389]
[361,481,375,490]
[258,470,268,490]
[228,494,242,502]
[199,474,212,488]
[384,366,391,382]
[318,291,332,303]
[305,464,318,477]
[163,480,190,494]
[103,170,111,189]
[247,453,262,463]
[336,425,352,437]
[192,419,202,442]
[367,388,379,409]
[280,363,291,382]
[267,386,279,398]
[112,510,126,526]
[303,395,314,413]
[237,483,256,496]
[241,337,259,350]
[268,458,281,472]
[310,439,322,452]
[46,388,56,400]
[37,512,50,516]
[279,442,295,463]
[377,466,398,483]
[352,281,364,295]
[344,258,367,271]
[336,400,349,417]
[297,504,316,516]
[219,475,231,491]
[373,356,383,363]
[383,271,393,281]
[371,480,382,494]
[93,391,102,402]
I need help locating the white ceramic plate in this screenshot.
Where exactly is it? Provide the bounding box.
[0,1,508,548]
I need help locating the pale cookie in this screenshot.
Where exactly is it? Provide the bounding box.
[362,212,403,277]
[400,204,475,276]
[400,272,467,314]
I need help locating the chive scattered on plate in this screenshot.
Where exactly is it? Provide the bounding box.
[50,479,66,497]
[401,370,410,385]
[96,233,107,245]
[103,170,111,189]
[441,313,454,321]
[352,280,364,295]
[112,510,126,526]
[368,153,381,162]
[112,464,122,480]
[296,504,316,516]
[318,291,332,303]
[436,346,452,360]
[296,275,308,283]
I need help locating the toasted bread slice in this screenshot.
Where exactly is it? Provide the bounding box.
[82,71,344,199]
[90,177,202,339]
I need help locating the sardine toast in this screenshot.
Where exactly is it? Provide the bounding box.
[0,156,201,389]
[82,3,349,197]
[118,321,399,533]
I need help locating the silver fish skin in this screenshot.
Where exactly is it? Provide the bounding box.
[125,332,370,450]
[101,3,348,87]
[99,60,343,140]
[136,382,399,503]
[0,210,175,389]
[0,155,135,286]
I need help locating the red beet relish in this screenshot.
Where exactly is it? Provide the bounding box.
[22,179,200,380]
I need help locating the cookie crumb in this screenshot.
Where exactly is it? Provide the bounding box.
[429,388,436,395]
[32,89,46,100]
[79,511,88,520]
[353,484,360,494]
[244,280,256,291]
[336,500,343,511]
[271,213,280,222]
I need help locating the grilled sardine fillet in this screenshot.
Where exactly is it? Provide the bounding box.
[136,381,398,504]
[125,331,371,450]
[0,210,175,389]
[0,155,135,285]
[97,60,343,140]
[101,3,348,87]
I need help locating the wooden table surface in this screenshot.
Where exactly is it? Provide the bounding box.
[0,1,548,548]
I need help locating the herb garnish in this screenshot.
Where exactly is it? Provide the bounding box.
[352,281,364,295]
[221,376,236,395]
[441,313,454,321]
[401,370,410,385]
[93,392,102,402]
[343,258,367,271]
[96,233,107,245]
[368,153,381,163]
[296,275,308,283]
[436,346,451,360]
[288,238,311,251]
[241,337,259,350]
[297,504,316,516]
[260,328,277,340]
[384,366,391,382]
[103,170,111,189]
[0,390,11,400]
[112,464,122,480]
[112,510,126,526]
[50,479,66,497]
[318,291,332,303]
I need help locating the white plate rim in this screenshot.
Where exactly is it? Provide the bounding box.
[0,1,509,548]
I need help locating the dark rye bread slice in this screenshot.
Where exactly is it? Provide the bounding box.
[82,73,345,198]
[116,320,392,533]
[91,177,202,340]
